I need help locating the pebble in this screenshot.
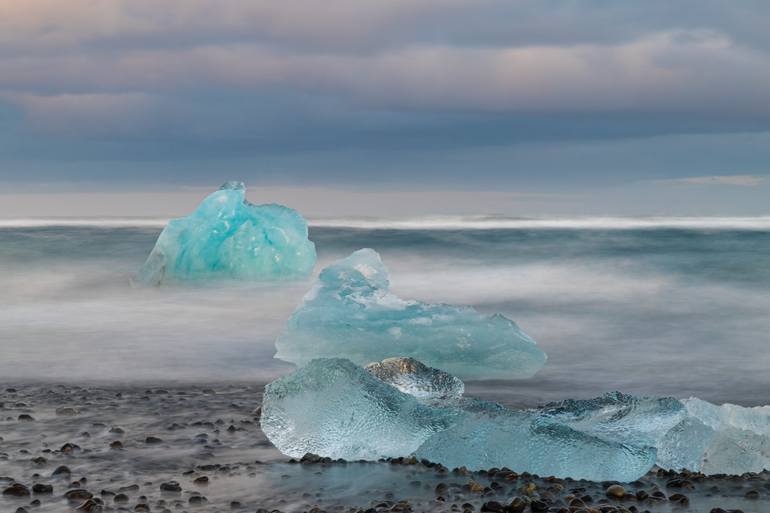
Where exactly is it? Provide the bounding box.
[2,483,31,496]
[31,483,53,494]
[160,481,182,493]
[52,465,71,476]
[605,484,626,499]
[479,501,504,512]
[65,489,93,501]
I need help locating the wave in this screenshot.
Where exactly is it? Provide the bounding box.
[3,215,770,230]
[311,215,770,230]
[0,218,170,228]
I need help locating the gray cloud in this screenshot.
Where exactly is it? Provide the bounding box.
[2,0,770,196]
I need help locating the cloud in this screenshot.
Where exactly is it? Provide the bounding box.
[3,31,770,116]
[1,92,157,135]
[659,174,767,187]
[2,0,770,194]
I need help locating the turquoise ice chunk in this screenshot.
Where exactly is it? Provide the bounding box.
[134,182,316,285]
[274,249,546,380]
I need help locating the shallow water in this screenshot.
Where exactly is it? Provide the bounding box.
[1,221,769,405]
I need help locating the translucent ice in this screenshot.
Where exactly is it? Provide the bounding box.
[274,249,546,379]
[260,358,458,460]
[535,392,710,474]
[134,182,316,285]
[414,399,656,482]
[262,358,770,480]
[538,392,688,449]
[365,357,464,403]
[679,398,770,474]
[261,358,656,481]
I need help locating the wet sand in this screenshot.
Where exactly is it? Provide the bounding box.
[1,384,767,513]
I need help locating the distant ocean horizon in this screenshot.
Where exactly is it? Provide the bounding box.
[2,216,769,407]
[3,214,770,230]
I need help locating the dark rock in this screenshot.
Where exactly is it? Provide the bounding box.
[3,483,31,496]
[668,493,689,506]
[508,496,528,513]
[160,481,181,493]
[32,483,53,494]
[188,495,207,505]
[145,436,163,444]
[480,501,504,513]
[65,489,93,502]
[52,465,71,476]
[60,443,80,453]
[77,498,103,512]
[744,489,760,499]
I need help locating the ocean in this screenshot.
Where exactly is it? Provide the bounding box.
[1,217,769,406]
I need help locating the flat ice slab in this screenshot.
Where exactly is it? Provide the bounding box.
[134,182,316,285]
[274,249,546,380]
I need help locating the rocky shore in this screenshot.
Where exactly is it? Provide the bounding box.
[1,384,766,513]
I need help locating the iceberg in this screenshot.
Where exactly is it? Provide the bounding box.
[134,182,316,285]
[261,358,656,481]
[274,249,546,379]
[365,357,464,403]
[261,358,770,481]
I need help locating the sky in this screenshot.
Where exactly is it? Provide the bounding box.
[1,0,770,216]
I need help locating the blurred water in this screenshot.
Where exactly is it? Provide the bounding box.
[1,222,769,406]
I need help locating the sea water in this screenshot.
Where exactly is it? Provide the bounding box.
[1,217,768,407]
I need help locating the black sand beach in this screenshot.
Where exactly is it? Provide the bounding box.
[1,384,766,513]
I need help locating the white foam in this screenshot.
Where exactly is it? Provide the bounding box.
[0,218,170,228]
[310,216,770,231]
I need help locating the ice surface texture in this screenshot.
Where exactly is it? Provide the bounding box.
[274,249,546,379]
[260,358,458,460]
[365,357,464,403]
[134,182,316,285]
[679,398,770,474]
[262,359,770,481]
[261,359,656,481]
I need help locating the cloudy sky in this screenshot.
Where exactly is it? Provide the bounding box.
[1,1,769,215]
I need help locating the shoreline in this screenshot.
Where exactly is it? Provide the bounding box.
[1,383,766,513]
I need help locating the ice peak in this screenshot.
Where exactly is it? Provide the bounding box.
[219,181,246,191]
